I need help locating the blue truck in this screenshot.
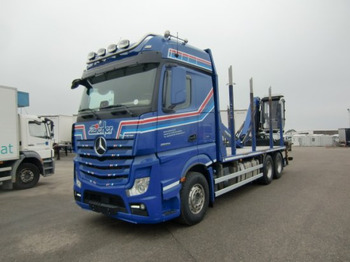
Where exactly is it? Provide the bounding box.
[71,31,290,225]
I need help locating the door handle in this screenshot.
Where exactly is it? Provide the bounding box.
[188,134,197,142]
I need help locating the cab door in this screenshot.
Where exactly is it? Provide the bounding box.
[157,65,197,153]
[23,118,52,159]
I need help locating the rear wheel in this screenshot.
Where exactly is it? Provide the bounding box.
[179,172,209,225]
[273,152,283,179]
[14,163,40,190]
[259,155,274,185]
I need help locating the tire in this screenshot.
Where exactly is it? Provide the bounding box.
[273,152,283,179]
[259,155,274,185]
[178,172,209,225]
[14,163,40,190]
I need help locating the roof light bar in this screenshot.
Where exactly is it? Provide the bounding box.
[87,33,157,64]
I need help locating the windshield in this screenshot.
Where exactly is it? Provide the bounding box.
[79,63,158,113]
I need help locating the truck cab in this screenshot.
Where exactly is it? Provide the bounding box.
[72,33,217,223]
[19,115,54,159]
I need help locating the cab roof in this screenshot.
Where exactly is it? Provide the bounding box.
[85,32,213,73]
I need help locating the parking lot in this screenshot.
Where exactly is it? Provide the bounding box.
[1,147,350,262]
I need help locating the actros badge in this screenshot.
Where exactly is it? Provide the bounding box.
[94,136,107,156]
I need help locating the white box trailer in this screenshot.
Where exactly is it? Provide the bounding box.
[338,128,350,145]
[40,115,76,146]
[292,134,334,147]
[0,86,55,190]
[0,86,19,162]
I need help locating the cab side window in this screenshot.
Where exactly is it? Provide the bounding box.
[163,69,192,111]
[28,121,48,139]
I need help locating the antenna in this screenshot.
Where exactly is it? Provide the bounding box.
[163,31,189,58]
[176,32,179,57]
[164,30,188,46]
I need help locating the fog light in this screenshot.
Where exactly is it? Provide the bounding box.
[130,203,148,216]
[126,177,150,196]
[130,204,146,210]
[74,190,82,202]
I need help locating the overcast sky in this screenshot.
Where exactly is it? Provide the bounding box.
[1,0,349,130]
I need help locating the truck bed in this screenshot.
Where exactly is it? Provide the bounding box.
[223,145,286,162]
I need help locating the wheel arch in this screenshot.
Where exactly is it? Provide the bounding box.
[180,154,215,206]
[21,157,44,175]
[11,151,44,182]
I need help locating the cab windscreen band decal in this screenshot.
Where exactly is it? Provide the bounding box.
[116,89,214,139]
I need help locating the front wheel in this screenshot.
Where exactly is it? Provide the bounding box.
[14,163,40,190]
[179,172,209,225]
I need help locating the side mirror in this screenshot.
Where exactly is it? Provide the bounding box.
[71,79,81,89]
[170,67,186,106]
[44,118,55,138]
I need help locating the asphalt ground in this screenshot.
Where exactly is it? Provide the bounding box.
[1,147,350,262]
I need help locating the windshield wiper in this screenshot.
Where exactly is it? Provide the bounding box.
[101,104,135,117]
[79,108,100,120]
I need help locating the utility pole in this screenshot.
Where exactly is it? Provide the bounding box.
[347,108,350,128]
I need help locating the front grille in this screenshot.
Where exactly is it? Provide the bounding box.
[76,138,134,185]
[83,172,128,181]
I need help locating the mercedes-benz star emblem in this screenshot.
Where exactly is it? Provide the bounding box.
[94,137,107,156]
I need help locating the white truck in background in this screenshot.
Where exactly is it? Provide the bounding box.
[338,128,350,146]
[40,115,76,148]
[0,86,55,190]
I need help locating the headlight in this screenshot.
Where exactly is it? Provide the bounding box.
[76,176,81,188]
[126,177,150,196]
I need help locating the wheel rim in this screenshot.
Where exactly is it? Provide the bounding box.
[20,169,34,183]
[188,184,205,214]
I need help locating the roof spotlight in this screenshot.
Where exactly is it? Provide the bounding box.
[97,48,106,56]
[107,44,118,53]
[117,39,130,49]
[164,30,171,39]
[87,52,97,61]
